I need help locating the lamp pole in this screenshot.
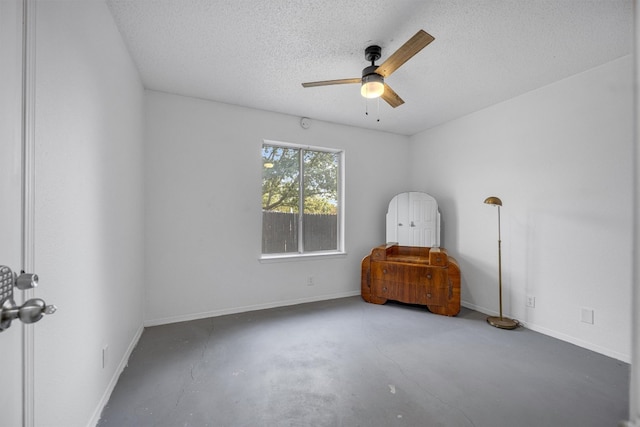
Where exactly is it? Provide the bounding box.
[497,204,503,320]
[484,196,517,330]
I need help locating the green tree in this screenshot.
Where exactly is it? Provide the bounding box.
[262,145,337,214]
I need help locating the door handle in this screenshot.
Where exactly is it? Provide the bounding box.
[0,265,56,331]
[2,298,57,325]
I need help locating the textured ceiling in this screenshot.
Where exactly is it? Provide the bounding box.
[106,0,633,136]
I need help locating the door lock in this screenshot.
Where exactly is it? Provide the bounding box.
[16,272,38,290]
[0,265,56,332]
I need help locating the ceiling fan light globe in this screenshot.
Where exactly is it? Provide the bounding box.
[361,81,384,98]
[361,76,384,99]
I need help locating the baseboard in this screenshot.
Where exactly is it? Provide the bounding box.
[524,321,630,363]
[461,301,630,363]
[461,300,498,316]
[144,290,362,327]
[87,324,144,427]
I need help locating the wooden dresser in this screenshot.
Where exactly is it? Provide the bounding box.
[361,244,461,316]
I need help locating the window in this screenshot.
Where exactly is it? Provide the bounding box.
[261,141,343,256]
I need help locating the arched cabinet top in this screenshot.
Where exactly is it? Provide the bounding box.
[386,192,440,248]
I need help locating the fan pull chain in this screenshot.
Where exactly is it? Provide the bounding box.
[363,98,381,123]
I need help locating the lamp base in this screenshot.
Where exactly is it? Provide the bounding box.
[487,316,518,330]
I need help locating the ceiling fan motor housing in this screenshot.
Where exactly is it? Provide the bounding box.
[364,45,382,63]
[362,65,380,79]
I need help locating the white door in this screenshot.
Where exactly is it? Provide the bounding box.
[0,0,26,425]
[408,192,439,246]
[391,192,412,244]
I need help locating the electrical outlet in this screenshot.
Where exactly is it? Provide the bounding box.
[526,295,536,308]
[581,308,594,324]
[102,345,108,369]
[306,276,314,286]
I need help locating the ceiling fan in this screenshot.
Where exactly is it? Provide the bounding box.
[301,29,434,108]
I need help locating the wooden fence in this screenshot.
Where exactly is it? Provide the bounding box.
[262,211,337,253]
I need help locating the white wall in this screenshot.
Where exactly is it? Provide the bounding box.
[409,56,634,361]
[144,91,410,324]
[33,1,145,426]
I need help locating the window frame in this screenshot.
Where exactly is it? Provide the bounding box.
[260,139,346,261]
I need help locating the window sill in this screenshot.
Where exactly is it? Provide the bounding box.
[259,251,347,263]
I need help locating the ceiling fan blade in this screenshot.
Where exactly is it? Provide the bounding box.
[375,30,435,78]
[381,84,404,108]
[301,78,361,88]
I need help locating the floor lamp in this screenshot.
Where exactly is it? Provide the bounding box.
[484,196,517,330]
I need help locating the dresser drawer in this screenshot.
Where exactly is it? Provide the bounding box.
[370,261,446,306]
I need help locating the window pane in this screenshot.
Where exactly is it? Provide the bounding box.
[303,150,338,251]
[262,142,341,255]
[262,145,299,253]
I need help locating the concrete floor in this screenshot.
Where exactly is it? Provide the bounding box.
[98,297,629,427]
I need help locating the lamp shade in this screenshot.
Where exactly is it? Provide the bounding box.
[484,196,502,206]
